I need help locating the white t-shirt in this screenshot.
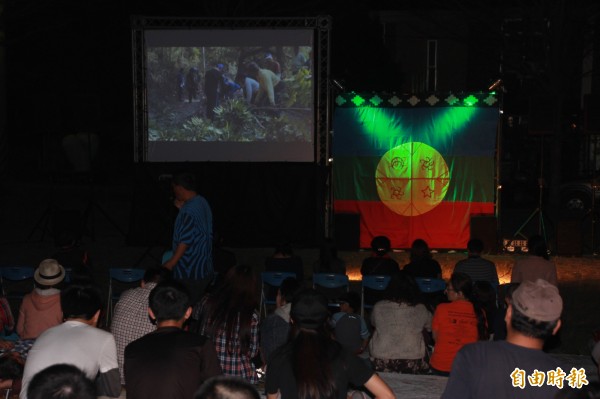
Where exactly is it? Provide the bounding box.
[20,320,119,399]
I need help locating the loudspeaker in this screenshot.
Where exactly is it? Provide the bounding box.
[556,219,582,256]
[470,215,498,254]
[334,213,360,250]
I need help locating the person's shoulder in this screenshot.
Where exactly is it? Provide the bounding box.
[414,303,431,313]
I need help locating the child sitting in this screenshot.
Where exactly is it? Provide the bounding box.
[331,292,370,355]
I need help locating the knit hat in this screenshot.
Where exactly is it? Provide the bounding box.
[512,279,562,322]
[291,289,329,329]
[34,259,66,286]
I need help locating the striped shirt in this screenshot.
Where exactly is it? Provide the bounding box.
[453,256,499,285]
[172,195,213,280]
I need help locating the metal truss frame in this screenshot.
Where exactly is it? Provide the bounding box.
[131,16,333,236]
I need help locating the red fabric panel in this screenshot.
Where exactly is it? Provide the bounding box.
[334,200,494,249]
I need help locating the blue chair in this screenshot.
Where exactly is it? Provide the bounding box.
[312,273,349,308]
[415,278,447,293]
[0,266,35,300]
[360,275,391,317]
[106,268,146,325]
[161,250,173,265]
[260,271,296,318]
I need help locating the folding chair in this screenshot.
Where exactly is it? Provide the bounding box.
[415,278,446,293]
[312,273,349,308]
[259,271,296,319]
[360,275,391,317]
[106,268,146,325]
[0,266,35,300]
[161,250,173,265]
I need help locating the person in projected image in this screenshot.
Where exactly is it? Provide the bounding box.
[246,62,281,107]
[262,53,281,78]
[205,63,224,120]
[187,67,200,103]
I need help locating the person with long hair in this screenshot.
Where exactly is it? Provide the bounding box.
[403,239,442,279]
[369,271,432,374]
[510,235,557,286]
[265,289,395,399]
[429,272,487,376]
[194,265,260,384]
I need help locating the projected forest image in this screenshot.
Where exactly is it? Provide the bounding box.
[146,46,314,143]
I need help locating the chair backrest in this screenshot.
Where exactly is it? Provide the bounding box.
[361,275,391,291]
[415,277,447,293]
[312,273,349,290]
[313,273,350,307]
[360,275,391,317]
[161,250,173,265]
[259,271,296,318]
[1,266,35,282]
[0,266,36,311]
[109,268,146,283]
[261,271,297,289]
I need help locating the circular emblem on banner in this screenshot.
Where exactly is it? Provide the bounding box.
[375,142,450,216]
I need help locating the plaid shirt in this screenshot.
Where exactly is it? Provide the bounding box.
[110,282,157,384]
[196,296,259,383]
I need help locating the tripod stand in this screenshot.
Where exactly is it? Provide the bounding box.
[513,134,549,243]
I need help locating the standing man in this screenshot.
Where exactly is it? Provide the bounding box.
[124,281,222,399]
[453,238,499,285]
[204,63,224,120]
[163,172,213,303]
[441,279,564,399]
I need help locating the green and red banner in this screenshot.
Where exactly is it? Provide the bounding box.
[333,92,498,249]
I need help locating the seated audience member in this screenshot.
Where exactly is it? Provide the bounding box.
[265,289,395,399]
[195,376,260,399]
[441,279,564,399]
[194,265,260,384]
[453,238,499,285]
[265,241,304,281]
[331,291,370,355]
[430,272,487,376]
[260,277,301,365]
[17,259,65,340]
[111,266,171,385]
[20,285,120,399]
[27,364,95,399]
[369,271,431,374]
[0,352,24,397]
[361,235,400,276]
[124,281,222,399]
[403,239,442,279]
[313,238,346,275]
[361,236,401,310]
[511,235,558,286]
[0,296,15,337]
